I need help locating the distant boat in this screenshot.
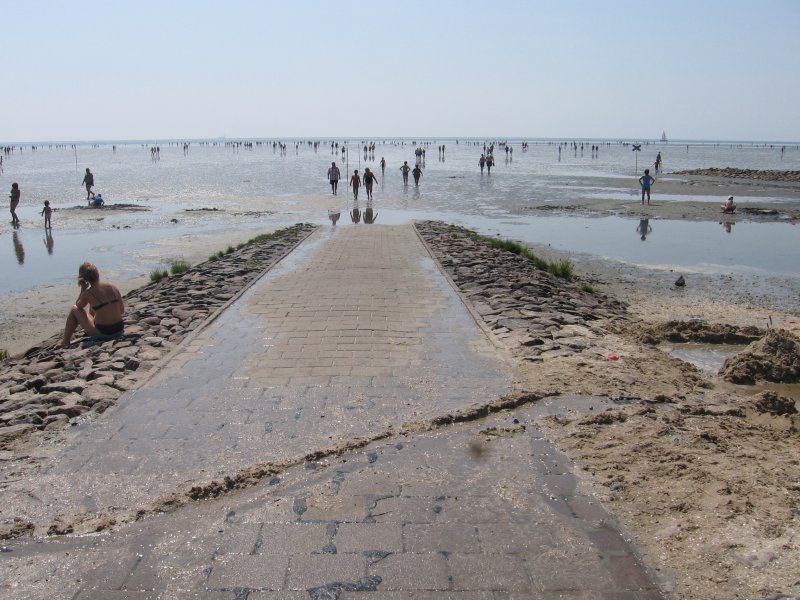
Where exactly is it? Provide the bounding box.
[661,131,668,143]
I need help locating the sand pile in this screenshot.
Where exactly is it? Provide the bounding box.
[720,329,800,384]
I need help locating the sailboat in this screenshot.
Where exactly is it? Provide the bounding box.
[660,131,668,143]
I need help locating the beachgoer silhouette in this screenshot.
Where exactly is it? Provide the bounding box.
[82,168,94,199]
[400,161,410,185]
[412,165,422,186]
[41,200,52,229]
[10,182,21,226]
[328,162,341,195]
[363,168,377,200]
[639,169,655,205]
[350,170,361,200]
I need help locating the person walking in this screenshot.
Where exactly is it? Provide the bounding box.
[400,161,411,185]
[350,170,361,200]
[412,164,422,186]
[363,168,377,200]
[327,162,341,195]
[9,182,21,226]
[82,168,95,200]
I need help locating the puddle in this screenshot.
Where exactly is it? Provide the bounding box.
[660,343,800,403]
[659,342,745,373]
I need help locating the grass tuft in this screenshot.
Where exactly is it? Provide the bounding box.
[485,236,574,280]
[149,269,169,282]
[0,349,8,362]
[169,261,191,275]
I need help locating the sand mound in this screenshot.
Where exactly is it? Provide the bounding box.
[747,391,798,416]
[719,329,800,384]
[632,320,763,346]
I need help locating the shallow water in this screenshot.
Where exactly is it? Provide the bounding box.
[1,139,798,297]
[659,343,745,373]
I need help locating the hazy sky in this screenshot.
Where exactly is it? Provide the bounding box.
[3,0,799,142]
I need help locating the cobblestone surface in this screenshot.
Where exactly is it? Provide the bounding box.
[0,225,665,598]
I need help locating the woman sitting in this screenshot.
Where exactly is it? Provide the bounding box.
[62,262,125,346]
[720,195,736,213]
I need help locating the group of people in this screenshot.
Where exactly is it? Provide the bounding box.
[638,166,736,214]
[327,158,424,199]
[8,167,104,230]
[478,153,494,173]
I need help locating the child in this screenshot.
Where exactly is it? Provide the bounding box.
[41,200,52,228]
[639,169,655,205]
[350,170,361,200]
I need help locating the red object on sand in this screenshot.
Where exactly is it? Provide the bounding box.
[608,354,619,361]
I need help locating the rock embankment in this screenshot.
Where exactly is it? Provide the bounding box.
[413,221,629,362]
[0,224,316,444]
[673,167,800,182]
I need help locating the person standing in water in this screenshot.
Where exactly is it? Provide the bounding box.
[350,169,361,200]
[400,161,411,185]
[9,182,21,226]
[327,162,341,195]
[411,164,422,186]
[639,168,655,205]
[363,168,377,200]
[41,200,53,229]
[82,168,95,200]
[380,157,386,176]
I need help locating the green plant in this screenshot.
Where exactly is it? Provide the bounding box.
[0,349,8,362]
[548,259,575,280]
[169,261,191,275]
[216,250,225,258]
[208,255,219,262]
[484,235,574,280]
[225,245,235,255]
[149,269,168,282]
[581,283,597,294]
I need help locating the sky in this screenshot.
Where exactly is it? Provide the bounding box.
[3,0,799,143]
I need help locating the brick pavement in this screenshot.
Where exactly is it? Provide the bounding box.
[0,225,667,598]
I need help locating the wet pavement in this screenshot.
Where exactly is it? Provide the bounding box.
[0,225,666,598]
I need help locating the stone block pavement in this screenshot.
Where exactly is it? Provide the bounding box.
[0,224,667,598]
